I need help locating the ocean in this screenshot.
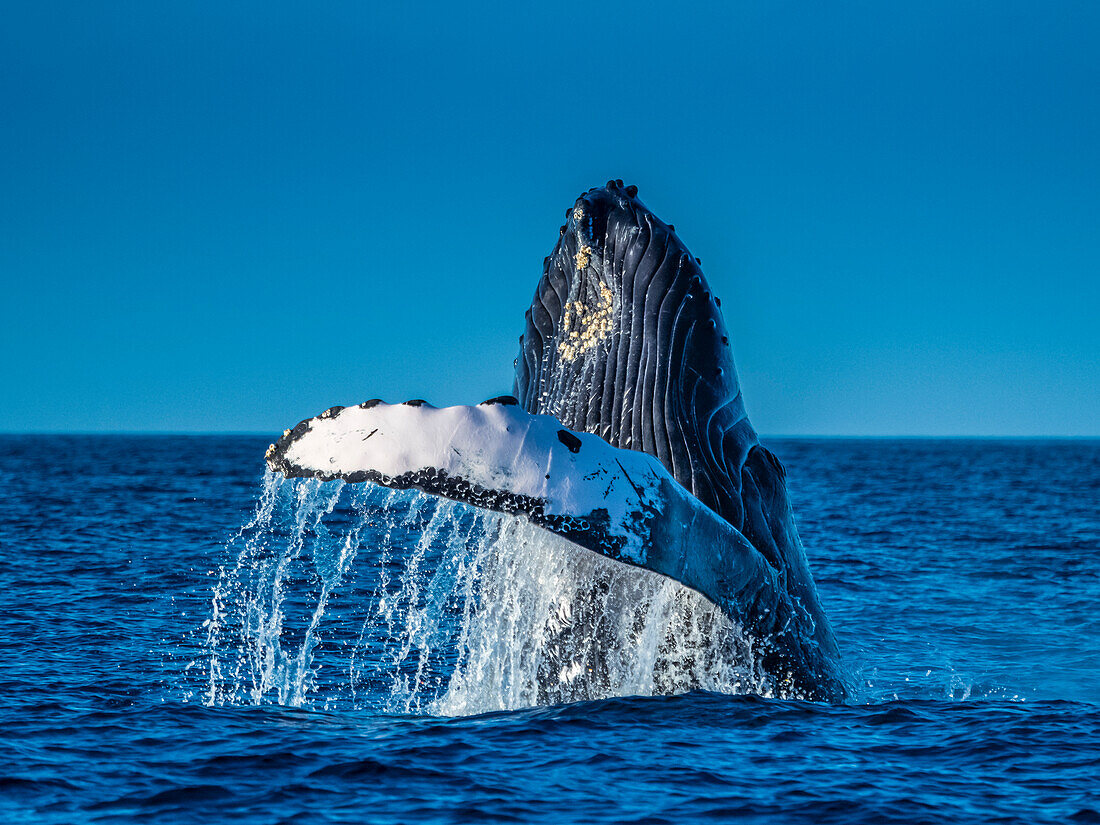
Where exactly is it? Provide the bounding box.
[2,435,1098,823]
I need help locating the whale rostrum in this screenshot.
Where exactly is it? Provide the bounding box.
[268,181,846,700]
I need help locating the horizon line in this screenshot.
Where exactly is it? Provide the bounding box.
[1,430,1098,440]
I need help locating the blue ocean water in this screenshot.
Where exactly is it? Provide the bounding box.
[2,435,1098,823]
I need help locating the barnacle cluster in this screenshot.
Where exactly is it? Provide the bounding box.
[558,282,615,361]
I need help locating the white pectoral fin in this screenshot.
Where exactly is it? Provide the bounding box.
[275,401,680,559]
[266,398,843,699]
[268,399,751,606]
[268,400,656,522]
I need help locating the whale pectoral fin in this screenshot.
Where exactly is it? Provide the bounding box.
[265,401,774,601]
[266,400,845,700]
[267,400,670,566]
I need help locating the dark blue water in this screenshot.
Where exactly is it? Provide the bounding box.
[3,436,1098,823]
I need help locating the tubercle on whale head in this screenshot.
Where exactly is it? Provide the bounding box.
[543,182,709,325]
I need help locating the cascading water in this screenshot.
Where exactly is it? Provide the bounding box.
[199,473,768,715]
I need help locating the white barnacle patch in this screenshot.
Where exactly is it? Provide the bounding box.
[573,206,584,221]
[558,282,615,361]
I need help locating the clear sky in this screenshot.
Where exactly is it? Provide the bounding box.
[2,1,1097,435]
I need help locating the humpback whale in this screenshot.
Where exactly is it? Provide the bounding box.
[267,181,846,701]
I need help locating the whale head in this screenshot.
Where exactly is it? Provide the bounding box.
[515,180,755,533]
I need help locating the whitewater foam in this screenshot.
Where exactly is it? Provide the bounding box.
[201,475,767,714]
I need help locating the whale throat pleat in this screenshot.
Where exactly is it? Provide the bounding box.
[515,188,752,535]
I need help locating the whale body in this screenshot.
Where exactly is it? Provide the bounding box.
[267,181,846,701]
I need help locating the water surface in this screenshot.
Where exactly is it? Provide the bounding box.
[2,436,1097,823]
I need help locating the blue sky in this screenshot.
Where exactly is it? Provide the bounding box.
[2,1,1097,435]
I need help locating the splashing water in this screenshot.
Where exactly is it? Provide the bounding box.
[200,473,767,715]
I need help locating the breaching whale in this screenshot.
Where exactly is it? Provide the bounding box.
[267,181,846,701]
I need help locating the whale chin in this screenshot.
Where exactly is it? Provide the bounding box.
[268,181,846,701]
